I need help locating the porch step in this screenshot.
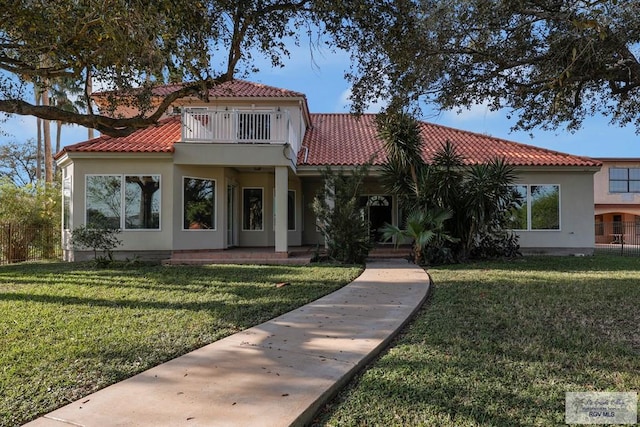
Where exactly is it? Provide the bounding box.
[162,257,312,266]
[162,248,314,266]
[368,246,412,260]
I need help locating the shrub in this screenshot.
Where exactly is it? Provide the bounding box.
[312,166,372,264]
[0,179,60,262]
[71,225,122,263]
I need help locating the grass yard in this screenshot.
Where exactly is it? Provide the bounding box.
[0,262,362,427]
[316,256,640,426]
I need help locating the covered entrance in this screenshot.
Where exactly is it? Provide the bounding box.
[360,195,393,243]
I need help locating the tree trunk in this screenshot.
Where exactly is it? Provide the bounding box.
[42,86,53,183]
[35,88,42,181]
[55,121,62,154]
[87,70,95,140]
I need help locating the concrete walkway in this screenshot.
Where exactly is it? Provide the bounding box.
[25,259,431,427]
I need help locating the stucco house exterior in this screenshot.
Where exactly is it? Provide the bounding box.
[593,158,640,244]
[55,80,601,261]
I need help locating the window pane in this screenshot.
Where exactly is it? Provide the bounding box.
[610,180,628,193]
[124,176,160,229]
[629,180,640,193]
[609,168,628,180]
[507,185,527,230]
[531,185,559,230]
[86,175,121,228]
[243,188,263,230]
[183,178,215,230]
[288,190,295,231]
[629,168,640,180]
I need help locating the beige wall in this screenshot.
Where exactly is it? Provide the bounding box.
[235,171,302,247]
[67,155,174,252]
[172,165,226,250]
[171,166,302,250]
[594,160,640,208]
[514,170,595,253]
[174,143,295,169]
[301,169,597,253]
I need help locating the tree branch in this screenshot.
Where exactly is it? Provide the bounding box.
[0,77,230,137]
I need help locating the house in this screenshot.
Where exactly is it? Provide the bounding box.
[593,158,640,245]
[55,80,602,262]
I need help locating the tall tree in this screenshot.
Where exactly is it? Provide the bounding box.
[41,82,53,182]
[51,78,86,154]
[0,0,335,136]
[341,0,640,133]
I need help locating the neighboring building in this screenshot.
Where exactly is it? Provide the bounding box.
[55,80,602,261]
[593,158,640,244]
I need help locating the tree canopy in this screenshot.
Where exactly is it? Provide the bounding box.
[0,0,320,136]
[2,1,639,137]
[342,0,640,133]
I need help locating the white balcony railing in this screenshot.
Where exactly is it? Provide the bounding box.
[182,108,297,149]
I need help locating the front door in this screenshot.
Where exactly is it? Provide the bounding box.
[360,195,393,243]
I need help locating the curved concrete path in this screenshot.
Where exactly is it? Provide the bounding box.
[25,259,431,427]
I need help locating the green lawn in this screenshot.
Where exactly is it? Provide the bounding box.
[317,256,640,426]
[0,262,362,427]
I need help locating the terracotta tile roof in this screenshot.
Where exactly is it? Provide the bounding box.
[94,79,306,99]
[299,114,601,168]
[59,111,600,169]
[58,117,180,157]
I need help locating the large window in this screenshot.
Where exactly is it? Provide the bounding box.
[243,188,263,230]
[85,175,160,230]
[86,175,122,228]
[125,176,161,229]
[609,167,640,193]
[183,177,216,230]
[508,184,560,230]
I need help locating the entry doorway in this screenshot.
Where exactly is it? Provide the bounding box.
[359,195,393,243]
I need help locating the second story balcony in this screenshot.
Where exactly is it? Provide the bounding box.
[181,108,299,156]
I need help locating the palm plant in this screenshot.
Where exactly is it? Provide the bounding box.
[377,110,520,262]
[380,207,457,264]
[376,110,424,199]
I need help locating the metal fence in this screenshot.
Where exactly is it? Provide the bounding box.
[594,221,640,256]
[0,223,62,265]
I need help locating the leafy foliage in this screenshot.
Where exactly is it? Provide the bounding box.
[0,178,60,227]
[0,178,61,262]
[381,208,457,264]
[340,1,640,132]
[377,112,521,263]
[0,0,326,136]
[71,225,122,262]
[0,140,38,186]
[312,166,372,264]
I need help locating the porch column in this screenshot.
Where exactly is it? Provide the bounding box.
[275,166,288,253]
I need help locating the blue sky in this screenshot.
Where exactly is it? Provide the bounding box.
[2,44,639,158]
